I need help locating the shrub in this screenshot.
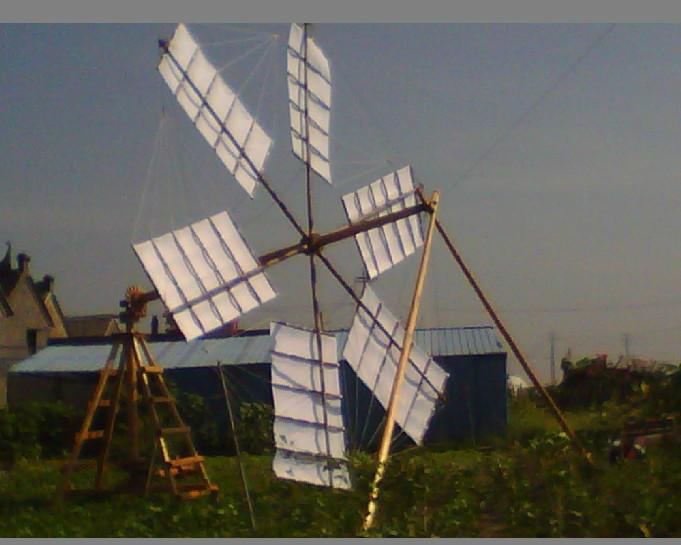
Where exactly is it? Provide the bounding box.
[0,402,80,464]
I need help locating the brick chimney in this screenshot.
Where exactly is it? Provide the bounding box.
[0,242,11,273]
[42,274,54,293]
[16,253,30,275]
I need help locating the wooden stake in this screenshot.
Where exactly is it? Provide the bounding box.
[96,339,128,489]
[423,194,592,465]
[217,363,257,531]
[362,191,440,531]
[127,328,140,463]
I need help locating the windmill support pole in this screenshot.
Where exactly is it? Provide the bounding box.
[300,22,336,485]
[419,190,592,465]
[217,362,256,531]
[363,191,440,532]
[127,329,141,463]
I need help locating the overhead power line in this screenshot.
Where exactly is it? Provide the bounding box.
[437,294,681,315]
[452,23,617,188]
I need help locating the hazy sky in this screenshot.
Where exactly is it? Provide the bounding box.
[3,22,681,380]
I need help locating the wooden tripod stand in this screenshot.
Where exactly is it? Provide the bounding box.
[59,287,217,500]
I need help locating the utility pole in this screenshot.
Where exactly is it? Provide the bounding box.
[623,333,630,361]
[549,332,556,385]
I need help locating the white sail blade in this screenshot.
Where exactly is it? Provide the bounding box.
[270,322,351,490]
[341,166,424,279]
[287,23,332,184]
[133,210,276,341]
[342,286,449,445]
[159,23,272,197]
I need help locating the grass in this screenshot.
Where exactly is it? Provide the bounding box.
[0,399,680,537]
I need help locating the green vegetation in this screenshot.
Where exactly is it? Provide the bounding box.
[0,402,80,465]
[1,367,681,537]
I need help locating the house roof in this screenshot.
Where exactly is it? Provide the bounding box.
[11,326,505,374]
[0,245,55,327]
[63,314,120,338]
[0,284,12,318]
[0,269,20,300]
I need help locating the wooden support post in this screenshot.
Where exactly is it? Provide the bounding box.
[96,340,128,490]
[217,363,257,531]
[127,331,140,463]
[362,191,440,531]
[420,190,592,465]
[60,341,120,496]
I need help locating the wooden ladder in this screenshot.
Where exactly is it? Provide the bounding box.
[59,332,217,500]
[135,339,217,499]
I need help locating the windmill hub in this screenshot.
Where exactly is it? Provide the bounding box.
[303,232,323,255]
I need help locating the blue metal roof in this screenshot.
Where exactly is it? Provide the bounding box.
[11,326,505,374]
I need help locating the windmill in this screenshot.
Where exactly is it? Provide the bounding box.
[60,23,591,529]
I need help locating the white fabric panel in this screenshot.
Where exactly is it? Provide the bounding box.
[172,308,203,342]
[159,23,272,197]
[287,23,332,184]
[272,381,345,429]
[158,56,182,94]
[306,39,331,86]
[191,298,222,332]
[273,451,351,490]
[342,166,424,279]
[273,419,346,459]
[271,354,341,398]
[133,210,276,342]
[246,273,276,306]
[174,227,220,292]
[132,240,184,311]
[308,123,329,158]
[307,97,329,133]
[174,79,203,125]
[185,48,215,96]
[306,68,331,107]
[167,23,196,69]
[153,233,203,302]
[270,322,351,489]
[270,321,336,363]
[310,154,331,184]
[287,22,304,56]
[205,76,237,121]
[342,287,449,445]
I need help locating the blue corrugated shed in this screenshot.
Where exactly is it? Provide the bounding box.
[9,326,508,447]
[11,326,504,374]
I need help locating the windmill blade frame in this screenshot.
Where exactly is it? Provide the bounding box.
[287,22,333,184]
[159,23,273,197]
[270,321,351,489]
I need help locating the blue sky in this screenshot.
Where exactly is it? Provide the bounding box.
[3,22,681,379]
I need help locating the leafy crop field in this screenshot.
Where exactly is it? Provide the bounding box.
[1,396,680,537]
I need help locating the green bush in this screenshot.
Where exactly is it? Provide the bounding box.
[234,402,273,454]
[0,402,80,464]
[169,383,273,456]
